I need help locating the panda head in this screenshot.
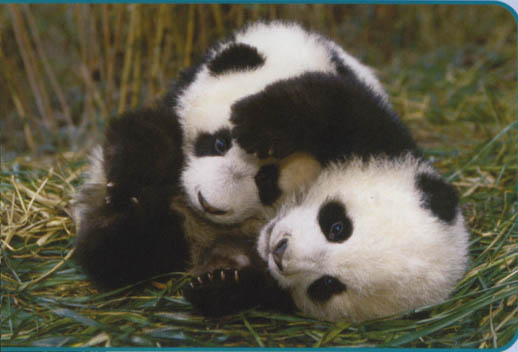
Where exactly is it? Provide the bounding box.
[174,21,390,224]
[175,22,352,224]
[258,155,470,322]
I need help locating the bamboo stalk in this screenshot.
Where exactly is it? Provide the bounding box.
[8,5,55,132]
[101,4,112,115]
[160,7,177,92]
[0,44,37,153]
[74,5,88,76]
[89,4,103,83]
[80,64,108,121]
[118,4,137,114]
[150,4,167,98]
[236,5,245,28]
[130,5,142,109]
[269,5,277,20]
[211,4,224,36]
[197,5,208,54]
[21,4,73,127]
[183,4,195,68]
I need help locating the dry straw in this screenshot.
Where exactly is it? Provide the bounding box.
[1,4,516,348]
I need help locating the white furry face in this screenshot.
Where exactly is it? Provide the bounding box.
[182,139,264,224]
[258,156,470,322]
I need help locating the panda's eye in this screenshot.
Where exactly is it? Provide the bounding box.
[194,128,232,157]
[214,137,229,155]
[318,200,353,243]
[329,221,343,240]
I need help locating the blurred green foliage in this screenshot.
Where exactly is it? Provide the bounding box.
[1,4,515,158]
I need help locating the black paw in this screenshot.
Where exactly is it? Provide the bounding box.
[184,268,266,317]
[255,164,281,205]
[104,182,141,209]
[231,107,295,159]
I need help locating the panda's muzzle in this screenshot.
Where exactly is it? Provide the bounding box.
[197,191,228,215]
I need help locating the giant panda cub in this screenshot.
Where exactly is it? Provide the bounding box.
[188,65,470,321]
[170,20,390,224]
[73,21,390,300]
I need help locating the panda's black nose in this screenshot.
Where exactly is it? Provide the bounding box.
[273,238,288,271]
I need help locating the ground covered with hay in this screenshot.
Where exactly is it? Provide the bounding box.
[1,4,517,349]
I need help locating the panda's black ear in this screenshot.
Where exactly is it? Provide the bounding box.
[416,173,459,224]
[208,43,265,75]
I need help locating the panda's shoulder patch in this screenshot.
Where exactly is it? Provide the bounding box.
[416,172,459,224]
[208,43,265,76]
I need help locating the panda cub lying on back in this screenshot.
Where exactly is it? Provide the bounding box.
[190,67,470,322]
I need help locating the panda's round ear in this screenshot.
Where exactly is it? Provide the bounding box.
[416,173,459,224]
[208,43,265,76]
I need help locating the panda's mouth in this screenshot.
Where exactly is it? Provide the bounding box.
[197,191,229,215]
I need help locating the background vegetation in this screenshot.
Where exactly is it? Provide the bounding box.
[1,4,517,348]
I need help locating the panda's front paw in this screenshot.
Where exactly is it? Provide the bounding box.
[184,268,264,317]
[231,112,295,159]
[104,182,140,209]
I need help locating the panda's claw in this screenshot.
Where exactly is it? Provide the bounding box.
[183,267,268,317]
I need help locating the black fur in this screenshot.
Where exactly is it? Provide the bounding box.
[417,173,459,224]
[193,128,232,157]
[184,267,295,317]
[307,275,347,303]
[103,108,183,206]
[208,43,265,75]
[231,72,419,164]
[74,107,190,288]
[255,164,281,205]
[318,201,353,243]
[74,185,189,289]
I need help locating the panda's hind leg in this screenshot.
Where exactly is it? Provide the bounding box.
[74,184,189,289]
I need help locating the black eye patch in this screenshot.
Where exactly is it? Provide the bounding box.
[193,128,232,157]
[307,275,346,303]
[318,200,353,243]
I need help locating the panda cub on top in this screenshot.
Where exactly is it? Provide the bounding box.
[172,20,389,224]
[190,29,469,321]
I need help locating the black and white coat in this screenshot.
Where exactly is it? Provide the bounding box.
[187,24,469,321]
[73,21,387,290]
[73,22,469,321]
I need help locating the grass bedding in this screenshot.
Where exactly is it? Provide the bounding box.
[1,4,517,348]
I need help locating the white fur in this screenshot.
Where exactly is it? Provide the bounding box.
[177,22,387,224]
[258,155,469,322]
[71,146,105,229]
[181,144,264,224]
